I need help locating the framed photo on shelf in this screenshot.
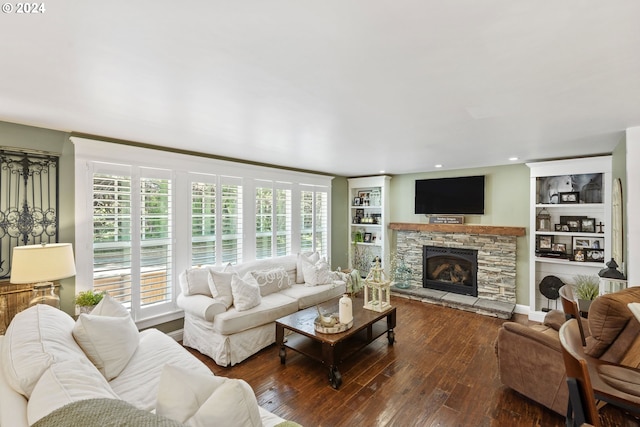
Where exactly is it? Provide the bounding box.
[573,249,585,262]
[552,243,567,253]
[559,191,580,204]
[585,249,604,262]
[566,219,581,232]
[580,218,596,233]
[572,236,603,250]
[363,232,372,243]
[537,235,553,250]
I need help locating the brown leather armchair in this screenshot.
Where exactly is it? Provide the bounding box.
[495,286,640,415]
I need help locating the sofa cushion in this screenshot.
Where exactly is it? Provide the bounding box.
[187,378,262,427]
[72,313,140,381]
[156,364,225,423]
[180,264,230,297]
[109,329,212,411]
[597,364,640,397]
[208,269,235,309]
[301,256,332,286]
[252,267,292,296]
[296,252,320,283]
[231,273,262,311]
[586,287,640,359]
[27,358,119,425]
[1,304,87,398]
[213,293,299,335]
[280,282,347,310]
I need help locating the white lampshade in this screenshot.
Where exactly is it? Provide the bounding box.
[10,243,76,284]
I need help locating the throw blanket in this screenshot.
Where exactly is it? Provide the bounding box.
[332,269,363,295]
[32,398,304,427]
[32,398,185,427]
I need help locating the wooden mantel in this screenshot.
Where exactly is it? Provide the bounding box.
[389,222,526,237]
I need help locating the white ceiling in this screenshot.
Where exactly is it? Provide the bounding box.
[1,1,639,176]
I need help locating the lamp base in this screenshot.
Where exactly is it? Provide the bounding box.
[28,282,60,309]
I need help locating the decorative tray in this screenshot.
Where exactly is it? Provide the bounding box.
[314,314,353,334]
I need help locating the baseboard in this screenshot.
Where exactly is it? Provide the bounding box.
[167,329,183,342]
[514,304,529,315]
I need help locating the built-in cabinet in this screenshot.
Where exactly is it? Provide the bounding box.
[347,176,391,277]
[527,156,612,322]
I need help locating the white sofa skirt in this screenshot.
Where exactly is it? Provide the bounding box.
[183,315,277,366]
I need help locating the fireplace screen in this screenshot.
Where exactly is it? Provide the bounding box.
[423,246,478,297]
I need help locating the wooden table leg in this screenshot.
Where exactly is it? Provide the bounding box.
[276,324,286,364]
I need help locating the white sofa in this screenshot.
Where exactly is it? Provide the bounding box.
[0,297,291,427]
[178,254,348,367]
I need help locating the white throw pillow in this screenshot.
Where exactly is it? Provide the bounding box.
[301,256,332,286]
[156,364,225,423]
[208,270,235,309]
[187,378,262,427]
[91,293,130,317]
[231,274,262,311]
[180,264,231,296]
[27,358,118,425]
[296,251,320,283]
[72,313,140,381]
[1,304,86,398]
[252,267,292,296]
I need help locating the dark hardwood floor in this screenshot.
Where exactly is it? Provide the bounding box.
[185,296,640,427]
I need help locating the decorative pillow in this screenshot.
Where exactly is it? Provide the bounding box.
[27,358,119,425]
[187,378,262,427]
[301,257,332,286]
[207,270,235,309]
[252,267,292,296]
[231,274,262,311]
[296,251,320,283]
[72,313,140,381]
[156,364,225,423]
[90,293,130,317]
[1,304,86,398]
[180,264,231,296]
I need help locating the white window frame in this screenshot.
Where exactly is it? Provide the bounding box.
[73,137,332,328]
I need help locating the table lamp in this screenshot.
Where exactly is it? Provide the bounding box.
[10,243,76,309]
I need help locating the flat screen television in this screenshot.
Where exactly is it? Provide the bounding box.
[415,175,485,215]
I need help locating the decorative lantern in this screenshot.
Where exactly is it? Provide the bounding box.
[363,258,392,312]
[598,258,627,295]
[581,178,602,204]
[536,208,552,232]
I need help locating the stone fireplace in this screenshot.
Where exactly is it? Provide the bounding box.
[389,223,525,318]
[423,246,478,297]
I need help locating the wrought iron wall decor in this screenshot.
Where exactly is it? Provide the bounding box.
[0,148,59,279]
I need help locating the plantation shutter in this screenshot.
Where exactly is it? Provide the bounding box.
[191,178,216,266]
[220,177,243,265]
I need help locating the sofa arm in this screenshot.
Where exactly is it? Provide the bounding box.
[177,293,227,322]
[500,321,561,352]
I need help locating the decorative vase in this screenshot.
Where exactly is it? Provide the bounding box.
[339,294,353,324]
[78,305,96,315]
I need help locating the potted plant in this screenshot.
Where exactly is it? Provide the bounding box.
[573,274,599,313]
[75,290,105,314]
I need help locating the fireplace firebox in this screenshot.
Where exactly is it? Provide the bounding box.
[423,246,478,297]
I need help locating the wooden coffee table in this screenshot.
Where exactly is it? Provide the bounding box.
[275,296,396,389]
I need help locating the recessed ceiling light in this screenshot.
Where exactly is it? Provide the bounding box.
[435,164,443,168]
[509,157,519,161]
[379,170,385,174]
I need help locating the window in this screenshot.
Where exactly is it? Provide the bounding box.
[90,164,173,320]
[74,138,331,326]
[255,182,291,260]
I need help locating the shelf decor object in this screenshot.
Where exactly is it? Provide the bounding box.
[363,258,391,312]
[10,243,76,309]
[598,258,627,295]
